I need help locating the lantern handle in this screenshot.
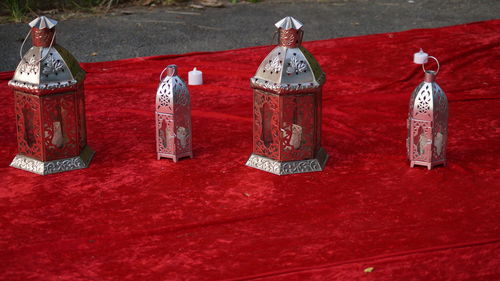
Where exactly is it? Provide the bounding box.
[159,66,171,82]
[19,29,56,64]
[422,56,439,75]
[272,30,278,45]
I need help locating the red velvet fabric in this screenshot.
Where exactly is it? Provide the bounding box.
[1,20,499,281]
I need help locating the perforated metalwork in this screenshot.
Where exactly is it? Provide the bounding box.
[407,78,448,169]
[247,17,327,174]
[8,19,92,175]
[10,45,84,93]
[14,91,42,159]
[246,148,328,175]
[42,92,78,160]
[10,145,94,175]
[252,90,280,160]
[42,53,64,75]
[155,65,192,161]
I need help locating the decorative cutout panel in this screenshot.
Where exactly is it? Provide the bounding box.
[14,91,42,159]
[156,113,174,156]
[280,94,315,161]
[253,90,280,160]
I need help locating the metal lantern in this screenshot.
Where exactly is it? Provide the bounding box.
[8,16,94,175]
[407,50,448,169]
[246,16,328,175]
[156,65,193,162]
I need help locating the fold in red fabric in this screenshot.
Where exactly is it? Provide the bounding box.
[0,20,499,281]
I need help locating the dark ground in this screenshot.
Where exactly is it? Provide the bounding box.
[0,0,498,71]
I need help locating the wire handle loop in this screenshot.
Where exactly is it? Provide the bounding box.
[272,30,278,46]
[19,30,31,62]
[159,66,169,82]
[160,64,180,82]
[19,29,56,64]
[422,56,440,74]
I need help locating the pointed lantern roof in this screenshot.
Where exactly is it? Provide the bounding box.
[275,16,303,30]
[8,16,85,94]
[409,71,447,122]
[156,65,190,115]
[29,16,58,29]
[251,16,324,95]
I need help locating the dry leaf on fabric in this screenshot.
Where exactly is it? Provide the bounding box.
[364,267,374,273]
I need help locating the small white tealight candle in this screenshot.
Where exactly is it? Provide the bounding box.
[413,49,429,64]
[188,67,203,85]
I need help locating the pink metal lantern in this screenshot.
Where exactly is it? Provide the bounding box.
[246,16,328,175]
[407,50,448,169]
[8,16,94,175]
[156,65,193,162]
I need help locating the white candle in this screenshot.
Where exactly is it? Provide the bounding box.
[188,67,203,85]
[413,49,428,64]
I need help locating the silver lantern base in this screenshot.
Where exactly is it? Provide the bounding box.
[157,152,193,162]
[10,145,95,175]
[410,160,446,170]
[246,148,328,175]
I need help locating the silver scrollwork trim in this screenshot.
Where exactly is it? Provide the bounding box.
[42,54,65,75]
[246,154,281,174]
[286,56,307,74]
[246,148,328,175]
[9,155,45,174]
[250,73,325,95]
[8,79,78,91]
[19,57,39,75]
[10,146,95,175]
[264,56,282,73]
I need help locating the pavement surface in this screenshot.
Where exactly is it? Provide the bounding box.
[0,0,498,71]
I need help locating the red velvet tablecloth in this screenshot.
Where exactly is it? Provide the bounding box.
[1,20,499,281]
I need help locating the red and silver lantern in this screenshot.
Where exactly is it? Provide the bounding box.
[246,16,328,175]
[8,16,94,175]
[156,65,193,162]
[407,50,448,169]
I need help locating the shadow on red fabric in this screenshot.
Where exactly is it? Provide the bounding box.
[0,20,499,281]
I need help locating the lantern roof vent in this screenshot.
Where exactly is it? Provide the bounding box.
[275,16,303,30]
[29,16,57,29]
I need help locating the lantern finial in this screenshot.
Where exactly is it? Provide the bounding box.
[424,71,436,82]
[166,64,177,77]
[275,16,303,30]
[29,16,58,29]
[27,16,58,47]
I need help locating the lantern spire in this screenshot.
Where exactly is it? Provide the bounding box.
[275,16,303,30]
[29,16,58,29]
